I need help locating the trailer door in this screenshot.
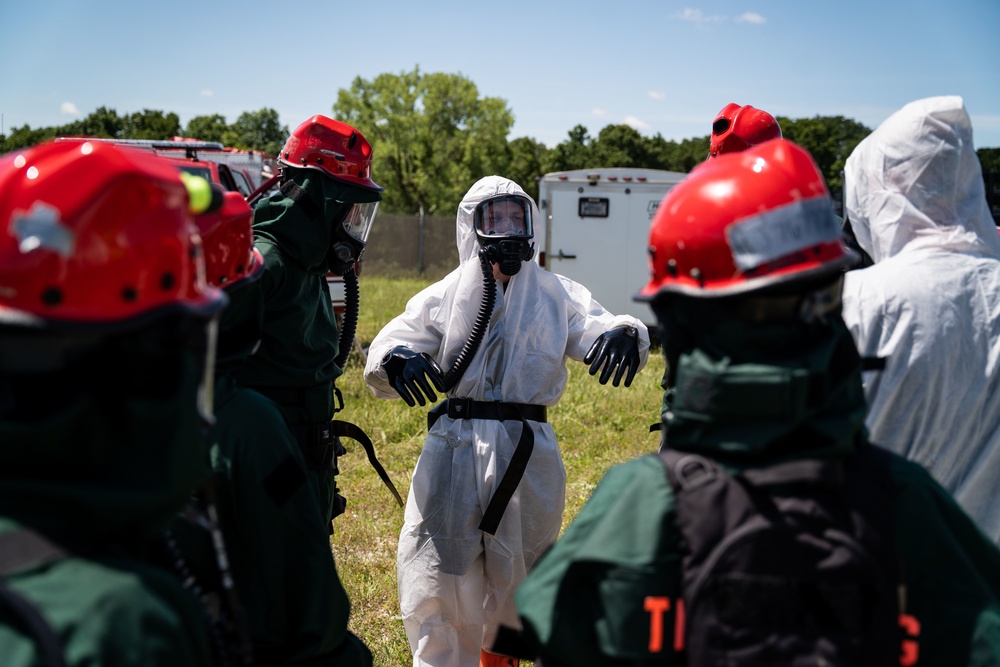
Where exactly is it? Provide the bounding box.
[546,186,660,324]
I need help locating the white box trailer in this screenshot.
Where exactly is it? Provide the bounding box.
[534,167,687,325]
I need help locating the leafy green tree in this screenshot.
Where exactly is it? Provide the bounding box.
[666,136,710,172]
[544,125,595,173]
[1,124,59,151]
[122,109,181,140]
[590,124,658,168]
[184,114,229,144]
[778,115,871,192]
[978,147,1000,175]
[506,136,549,202]
[63,106,126,139]
[543,125,707,175]
[222,108,287,156]
[333,67,514,215]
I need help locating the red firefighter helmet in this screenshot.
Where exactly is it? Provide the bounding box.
[709,103,782,158]
[0,139,226,327]
[278,115,382,192]
[636,139,855,302]
[193,190,264,289]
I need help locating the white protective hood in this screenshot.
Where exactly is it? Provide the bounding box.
[842,96,1000,542]
[844,95,1000,262]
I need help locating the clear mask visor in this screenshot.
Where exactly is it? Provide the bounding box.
[475,195,533,238]
[341,201,379,244]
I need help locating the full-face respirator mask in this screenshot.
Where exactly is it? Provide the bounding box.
[473,194,535,276]
[327,199,379,276]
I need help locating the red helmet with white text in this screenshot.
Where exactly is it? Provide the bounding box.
[0,139,225,327]
[278,115,382,192]
[636,139,855,302]
[709,103,782,158]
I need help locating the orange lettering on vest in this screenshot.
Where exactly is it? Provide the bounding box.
[899,613,921,666]
[644,596,670,653]
[675,598,686,651]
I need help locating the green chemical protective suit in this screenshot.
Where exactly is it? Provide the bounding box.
[515,305,1000,667]
[190,273,371,666]
[0,329,215,667]
[234,168,379,528]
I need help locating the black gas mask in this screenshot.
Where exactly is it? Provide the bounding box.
[474,194,535,277]
[327,199,379,276]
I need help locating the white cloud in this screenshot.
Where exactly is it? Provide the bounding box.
[623,116,651,131]
[675,8,765,25]
[648,91,667,101]
[676,8,725,23]
[60,102,81,116]
[592,108,609,117]
[201,89,214,97]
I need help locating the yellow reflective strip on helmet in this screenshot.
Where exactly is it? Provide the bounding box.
[179,172,214,215]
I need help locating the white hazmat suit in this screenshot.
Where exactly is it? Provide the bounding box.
[364,176,650,666]
[841,95,1000,542]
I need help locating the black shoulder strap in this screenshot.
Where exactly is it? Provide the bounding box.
[0,529,69,667]
[0,584,69,667]
[278,180,322,220]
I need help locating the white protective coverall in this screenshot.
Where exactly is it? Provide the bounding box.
[364,176,650,666]
[841,95,1000,543]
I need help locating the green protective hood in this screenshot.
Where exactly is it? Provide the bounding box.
[215,276,265,374]
[0,330,210,551]
[661,300,867,464]
[252,169,381,276]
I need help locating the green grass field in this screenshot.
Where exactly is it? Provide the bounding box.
[330,274,666,666]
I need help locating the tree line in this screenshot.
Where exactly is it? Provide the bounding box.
[3,67,998,216]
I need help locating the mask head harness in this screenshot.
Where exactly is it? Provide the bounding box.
[474,194,535,276]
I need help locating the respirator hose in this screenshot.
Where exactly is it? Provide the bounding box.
[441,250,497,391]
[334,268,360,369]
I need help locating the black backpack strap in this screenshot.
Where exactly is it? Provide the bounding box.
[0,529,69,667]
[739,459,844,487]
[0,584,69,667]
[658,449,846,490]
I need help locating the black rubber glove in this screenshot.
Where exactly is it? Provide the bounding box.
[583,325,640,387]
[380,346,446,407]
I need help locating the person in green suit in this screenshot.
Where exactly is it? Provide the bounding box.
[0,138,225,666]
[186,191,371,665]
[233,115,382,534]
[513,138,1000,666]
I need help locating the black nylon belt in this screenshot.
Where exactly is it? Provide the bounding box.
[428,398,547,535]
[428,398,547,429]
[862,356,887,371]
[252,384,309,406]
[249,385,403,509]
[332,420,404,508]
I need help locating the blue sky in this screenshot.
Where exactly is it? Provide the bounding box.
[2,0,999,149]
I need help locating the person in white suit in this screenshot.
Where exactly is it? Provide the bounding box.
[841,95,1000,542]
[364,175,650,667]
